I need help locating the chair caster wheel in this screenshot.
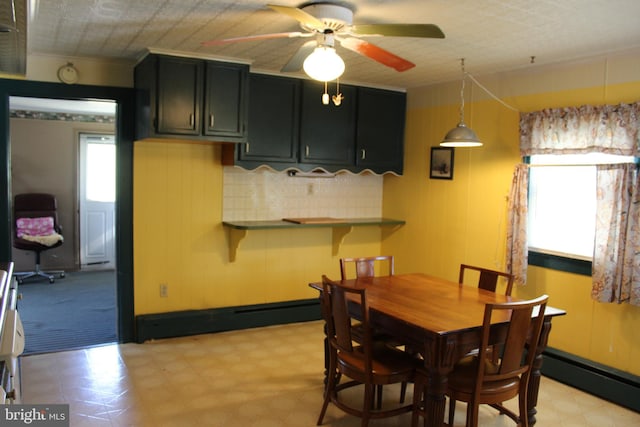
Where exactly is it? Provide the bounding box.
[60,272,65,278]
[49,277,55,284]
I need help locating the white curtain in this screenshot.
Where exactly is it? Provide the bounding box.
[506,164,529,286]
[510,101,640,305]
[592,164,640,304]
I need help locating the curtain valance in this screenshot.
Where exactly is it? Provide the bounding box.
[519,102,640,156]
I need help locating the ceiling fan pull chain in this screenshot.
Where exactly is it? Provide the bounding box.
[332,78,343,106]
[322,81,330,105]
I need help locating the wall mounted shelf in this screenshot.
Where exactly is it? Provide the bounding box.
[222,217,405,262]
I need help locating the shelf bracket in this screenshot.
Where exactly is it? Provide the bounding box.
[226,228,247,262]
[332,226,353,256]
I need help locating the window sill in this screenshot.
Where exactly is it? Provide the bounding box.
[528,250,592,276]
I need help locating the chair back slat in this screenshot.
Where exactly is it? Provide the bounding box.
[340,256,394,280]
[459,264,514,296]
[478,270,499,293]
[499,306,534,372]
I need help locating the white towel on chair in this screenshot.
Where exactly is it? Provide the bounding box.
[21,232,64,247]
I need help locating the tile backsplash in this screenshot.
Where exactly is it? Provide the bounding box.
[223,166,383,221]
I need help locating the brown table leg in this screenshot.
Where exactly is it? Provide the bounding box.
[424,370,448,427]
[527,317,553,426]
[419,337,458,427]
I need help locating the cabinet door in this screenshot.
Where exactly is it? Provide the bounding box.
[300,80,356,166]
[239,74,300,163]
[356,87,406,174]
[156,56,202,135]
[204,61,249,141]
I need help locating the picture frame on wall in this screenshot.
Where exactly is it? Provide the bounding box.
[430,147,454,180]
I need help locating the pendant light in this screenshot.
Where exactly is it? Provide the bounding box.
[440,59,482,147]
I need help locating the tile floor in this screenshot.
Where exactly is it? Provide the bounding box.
[19,320,640,427]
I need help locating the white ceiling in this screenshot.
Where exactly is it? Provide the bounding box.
[26,0,640,89]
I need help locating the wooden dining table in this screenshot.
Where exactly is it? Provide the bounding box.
[310,273,566,427]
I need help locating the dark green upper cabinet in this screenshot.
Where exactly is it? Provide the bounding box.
[299,80,357,166]
[203,61,249,141]
[134,53,248,143]
[355,87,406,174]
[156,56,202,135]
[240,74,300,164]
[221,73,406,174]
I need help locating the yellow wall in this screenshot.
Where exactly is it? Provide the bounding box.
[386,68,640,376]
[133,140,385,314]
[130,50,640,376]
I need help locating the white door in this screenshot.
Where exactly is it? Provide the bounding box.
[79,133,116,269]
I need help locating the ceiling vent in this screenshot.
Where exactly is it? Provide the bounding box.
[0,0,26,76]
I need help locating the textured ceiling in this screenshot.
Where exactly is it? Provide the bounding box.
[0,0,26,74]
[26,0,640,89]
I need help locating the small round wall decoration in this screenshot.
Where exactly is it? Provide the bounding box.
[57,62,79,84]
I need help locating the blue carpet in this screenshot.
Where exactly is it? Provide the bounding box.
[18,270,117,354]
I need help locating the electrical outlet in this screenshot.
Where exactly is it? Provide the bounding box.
[159,283,168,298]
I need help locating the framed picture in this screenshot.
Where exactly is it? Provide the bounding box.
[430,147,454,180]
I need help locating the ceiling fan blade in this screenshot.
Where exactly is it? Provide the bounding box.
[267,4,326,31]
[281,40,317,72]
[201,32,305,47]
[351,24,445,39]
[339,37,415,72]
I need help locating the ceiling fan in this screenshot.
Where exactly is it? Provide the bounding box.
[201,2,445,78]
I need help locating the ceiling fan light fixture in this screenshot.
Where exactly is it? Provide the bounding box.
[303,46,345,82]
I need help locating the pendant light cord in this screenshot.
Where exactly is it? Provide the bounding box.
[458,57,519,113]
[458,59,466,123]
[459,72,466,123]
[464,72,519,112]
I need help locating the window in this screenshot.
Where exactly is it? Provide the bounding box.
[527,153,636,273]
[84,135,116,203]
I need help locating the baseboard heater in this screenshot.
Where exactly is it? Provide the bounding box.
[542,347,640,412]
[135,298,321,343]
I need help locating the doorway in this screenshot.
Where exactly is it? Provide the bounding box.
[79,133,116,270]
[0,79,136,344]
[9,98,119,353]
[9,97,116,273]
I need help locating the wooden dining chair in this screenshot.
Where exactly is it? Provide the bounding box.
[459,264,516,364]
[459,264,515,296]
[317,275,419,427]
[340,255,408,405]
[412,294,549,427]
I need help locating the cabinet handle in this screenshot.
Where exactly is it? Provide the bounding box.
[305,145,310,157]
[245,143,250,153]
[209,114,215,128]
[189,114,195,127]
[361,149,366,160]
